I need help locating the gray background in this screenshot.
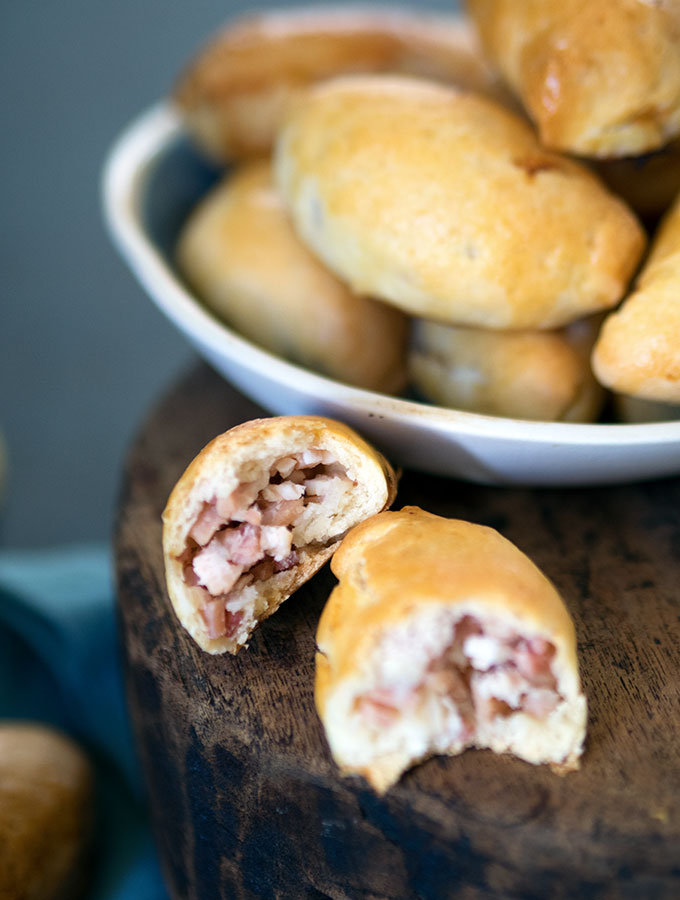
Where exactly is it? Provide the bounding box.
[1,0,456,549]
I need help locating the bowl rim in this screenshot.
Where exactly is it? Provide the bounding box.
[101,100,680,451]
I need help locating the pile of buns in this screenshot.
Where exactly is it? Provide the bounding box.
[163,415,587,792]
[172,2,680,424]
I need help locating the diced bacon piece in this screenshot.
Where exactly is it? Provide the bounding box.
[273,456,297,478]
[182,562,201,586]
[190,502,224,546]
[260,498,305,526]
[274,550,298,572]
[305,475,353,507]
[259,525,293,561]
[216,481,261,520]
[356,689,402,728]
[218,523,263,566]
[200,598,227,639]
[303,474,334,496]
[523,689,560,718]
[300,448,335,466]
[225,608,245,639]
[261,481,305,502]
[193,542,243,595]
[515,638,557,689]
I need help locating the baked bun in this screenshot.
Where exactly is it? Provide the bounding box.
[466,0,680,158]
[163,416,397,654]
[173,5,507,163]
[275,75,645,330]
[176,161,408,394]
[0,722,93,900]
[592,192,680,403]
[409,316,604,422]
[315,507,587,793]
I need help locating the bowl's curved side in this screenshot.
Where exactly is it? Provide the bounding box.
[101,102,680,486]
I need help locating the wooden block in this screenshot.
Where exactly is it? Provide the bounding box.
[116,363,680,899]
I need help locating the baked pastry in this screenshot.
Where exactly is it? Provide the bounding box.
[465,0,680,158]
[315,507,587,793]
[177,161,408,394]
[173,5,507,163]
[592,192,680,403]
[274,75,645,330]
[409,315,604,422]
[0,722,93,900]
[163,416,397,654]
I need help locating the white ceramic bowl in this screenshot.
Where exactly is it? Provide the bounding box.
[102,102,680,486]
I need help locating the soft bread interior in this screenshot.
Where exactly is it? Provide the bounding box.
[319,603,586,793]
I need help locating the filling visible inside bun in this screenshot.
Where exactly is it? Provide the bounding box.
[177,450,355,640]
[348,612,561,761]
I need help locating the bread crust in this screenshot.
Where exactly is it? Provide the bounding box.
[177,161,408,394]
[466,0,680,158]
[162,416,397,654]
[274,75,645,330]
[592,192,680,403]
[409,315,604,422]
[315,508,587,792]
[0,723,93,900]
[174,5,507,162]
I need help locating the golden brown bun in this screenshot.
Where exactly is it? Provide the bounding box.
[466,0,680,158]
[592,192,680,403]
[174,5,509,163]
[275,75,645,330]
[0,722,93,900]
[176,161,408,394]
[316,508,587,793]
[409,315,604,422]
[163,416,397,654]
[590,140,680,222]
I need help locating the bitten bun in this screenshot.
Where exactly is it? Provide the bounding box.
[315,508,587,793]
[163,416,397,654]
[174,5,508,163]
[466,0,680,158]
[274,75,645,330]
[409,315,604,422]
[176,161,408,393]
[592,192,680,403]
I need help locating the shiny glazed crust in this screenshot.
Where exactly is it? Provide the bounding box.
[592,192,680,403]
[274,75,645,330]
[409,315,604,422]
[162,416,397,654]
[466,0,680,158]
[176,161,408,394]
[315,508,587,792]
[173,5,508,162]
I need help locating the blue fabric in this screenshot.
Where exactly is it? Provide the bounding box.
[0,544,168,900]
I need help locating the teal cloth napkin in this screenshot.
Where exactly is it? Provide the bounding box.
[0,544,168,900]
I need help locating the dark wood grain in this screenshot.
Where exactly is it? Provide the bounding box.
[116,363,680,900]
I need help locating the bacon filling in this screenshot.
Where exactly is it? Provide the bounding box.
[179,449,353,640]
[357,615,561,737]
